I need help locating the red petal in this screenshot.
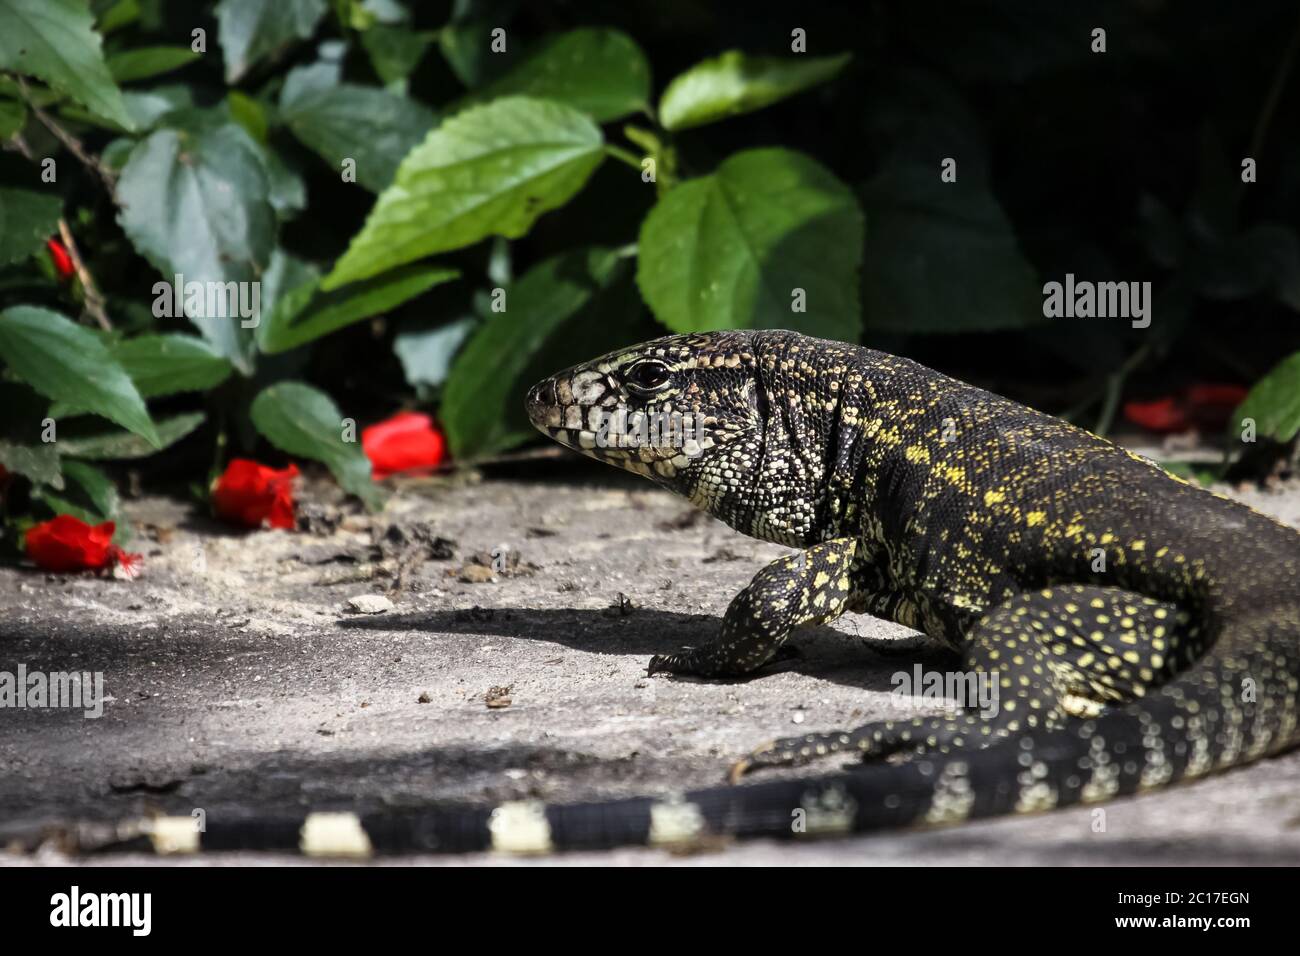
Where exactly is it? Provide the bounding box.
[46,238,75,279]
[25,515,116,571]
[363,411,445,478]
[212,459,298,528]
[1123,397,1189,433]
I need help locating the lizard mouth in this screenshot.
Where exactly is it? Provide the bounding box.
[525,374,706,481]
[525,374,606,455]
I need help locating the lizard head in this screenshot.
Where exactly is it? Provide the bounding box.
[526,329,853,545]
[525,330,764,498]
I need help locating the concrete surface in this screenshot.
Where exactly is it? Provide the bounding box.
[2,462,1299,866]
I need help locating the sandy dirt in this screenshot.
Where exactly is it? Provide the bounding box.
[2,458,1299,866]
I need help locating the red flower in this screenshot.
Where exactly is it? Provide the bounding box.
[1123,383,1248,434]
[211,459,298,529]
[362,411,446,479]
[47,238,75,280]
[25,515,141,576]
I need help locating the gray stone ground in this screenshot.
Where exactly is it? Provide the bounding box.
[2,458,1299,867]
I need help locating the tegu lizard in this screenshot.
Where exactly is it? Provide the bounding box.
[78,330,1300,857]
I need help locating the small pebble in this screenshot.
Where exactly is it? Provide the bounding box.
[345,594,394,614]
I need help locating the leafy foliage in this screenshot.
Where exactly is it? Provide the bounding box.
[638,148,862,338]
[0,0,1297,544]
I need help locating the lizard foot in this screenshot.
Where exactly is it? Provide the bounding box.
[729,730,861,782]
[729,720,941,782]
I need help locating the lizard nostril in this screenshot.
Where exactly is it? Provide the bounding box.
[529,379,556,409]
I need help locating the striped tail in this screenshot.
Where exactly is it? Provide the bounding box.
[61,612,1300,857]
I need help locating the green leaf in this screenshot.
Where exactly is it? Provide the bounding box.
[116,121,276,373]
[0,306,158,447]
[1234,351,1300,444]
[281,83,436,192]
[250,381,384,509]
[258,259,459,353]
[0,439,62,489]
[107,45,199,83]
[361,24,432,90]
[0,98,26,138]
[111,334,233,398]
[119,83,194,129]
[0,0,135,129]
[96,0,139,34]
[215,0,328,82]
[226,89,268,142]
[394,316,475,392]
[437,0,521,89]
[0,186,62,267]
[859,162,1042,332]
[464,28,651,122]
[323,97,604,290]
[637,148,863,339]
[441,247,637,457]
[34,459,124,538]
[56,411,205,460]
[658,50,850,132]
[279,53,342,107]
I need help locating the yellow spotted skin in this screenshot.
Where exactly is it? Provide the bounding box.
[519,329,1300,845]
[81,329,1300,857]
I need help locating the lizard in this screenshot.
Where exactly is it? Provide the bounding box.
[59,329,1300,857]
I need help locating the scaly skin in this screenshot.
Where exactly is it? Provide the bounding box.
[523,329,1300,810]
[71,329,1300,857]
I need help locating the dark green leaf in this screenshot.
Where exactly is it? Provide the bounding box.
[120,83,195,128]
[0,439,62,488]
[258,260,459,353]
[226,89,268,142]
[394,316,475,391]
[659,50,850,132]
[1234,351,1300,444]
[324,97,604,289]
[107,45,199,83]
[281,83,436,192]
[116,121,276,373]
[860,162,1042,332]
[96,0,139,34]
[437,0,521,88]
[250,381,384,509]
[112,334,233,398]
[0,186,62,267]
[0,0,135,129]
[361,24,431,89]
[637,148,863,339]
[441,247,636,457]
[465,28,651,122]
[0,98,26,138]
[0,306,158,446]
[56,411,206,460]
[215,0,328,82]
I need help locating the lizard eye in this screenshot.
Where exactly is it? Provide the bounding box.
[624,360,672,395]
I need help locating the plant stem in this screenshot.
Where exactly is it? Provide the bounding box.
[15,77,118,193]
[56,218,112,331]
[604,144,644,171]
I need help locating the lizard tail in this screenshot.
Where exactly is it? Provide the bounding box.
[53,613,1300,857]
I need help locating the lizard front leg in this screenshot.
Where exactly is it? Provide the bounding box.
[648,537,864,678]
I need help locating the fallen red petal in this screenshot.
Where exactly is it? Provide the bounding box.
[212,459,299,529]
[363,411,446,479]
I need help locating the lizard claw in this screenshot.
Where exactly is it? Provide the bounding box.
[647,648,697,676]
[727,740,776,784]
